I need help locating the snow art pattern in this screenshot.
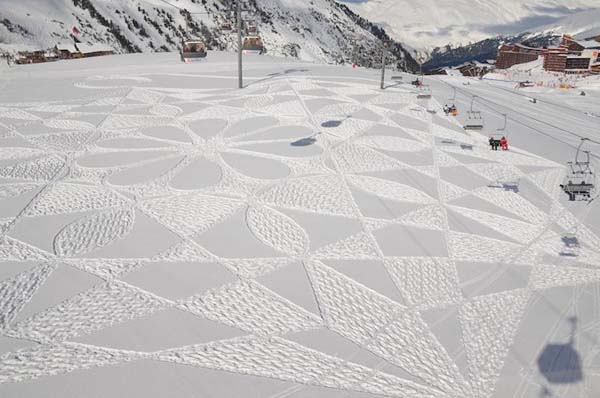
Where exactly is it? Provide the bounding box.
[0,69,599,398]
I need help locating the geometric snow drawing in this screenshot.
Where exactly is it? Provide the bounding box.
[0,53,599,398]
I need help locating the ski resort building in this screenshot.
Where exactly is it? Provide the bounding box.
[496,44,544,69]
[74,43,115,58]
[543,35,600,74]
[55,43,80,59]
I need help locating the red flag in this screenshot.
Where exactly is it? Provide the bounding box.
[72,26,80,35]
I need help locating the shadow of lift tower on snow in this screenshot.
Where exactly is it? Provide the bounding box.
[537,316,583,386]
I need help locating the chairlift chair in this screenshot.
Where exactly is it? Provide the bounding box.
[417,84,432,99]
[463,96,484,130]
[242,36,265,55]
[246,21,258,34]
[180,39,207,62]
[560,138,596,202]
[443,87,458,116]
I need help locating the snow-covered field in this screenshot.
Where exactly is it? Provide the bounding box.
[0,52,600,397]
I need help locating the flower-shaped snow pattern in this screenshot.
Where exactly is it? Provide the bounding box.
[0,69,599,398]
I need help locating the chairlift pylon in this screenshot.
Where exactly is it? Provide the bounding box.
[560,138,596,202]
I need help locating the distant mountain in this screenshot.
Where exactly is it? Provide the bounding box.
[422,8,600,71]
[0,0,418,71]
[339,0,599,50]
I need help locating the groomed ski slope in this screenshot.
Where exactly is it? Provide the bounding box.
[0,52,599,398]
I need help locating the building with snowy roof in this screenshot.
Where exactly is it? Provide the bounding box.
[74,43,115,58]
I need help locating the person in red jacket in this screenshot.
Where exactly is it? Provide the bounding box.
[500,136,509,151]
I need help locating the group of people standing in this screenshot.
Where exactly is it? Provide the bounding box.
[489,136,509,151]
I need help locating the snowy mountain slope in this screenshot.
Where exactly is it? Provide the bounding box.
[0,0,417,69]
[341,0,599,50]
[533,7,600,39]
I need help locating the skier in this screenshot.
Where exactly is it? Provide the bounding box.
[500,136,508,151]
[489,136,498,151]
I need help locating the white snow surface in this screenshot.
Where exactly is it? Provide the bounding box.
[0,52,600,397]
[341,1,600,50]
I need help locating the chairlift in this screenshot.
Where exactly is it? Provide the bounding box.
[246,21,258,34]
[242,36,265,55]
[443,87,458,116]
[180,39,207,62]
[560,138,596,202]
[463,96,484,130]
[417,84,432,99]
[487,114,510,150]
[444,104,458,116]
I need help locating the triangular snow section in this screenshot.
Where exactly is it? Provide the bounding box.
[0,236,52,262]
[530,264,600,290]
[396,205,446,231]
[0,263,55,330]
[0,342,130,383]
[366,308,469,396]
[181,279,320,336]
[438,180,470,203]
[75,307,247,352]
[459,289,529,398]
[448,232,524,264]
[473,187,547,225]
[348,175,436,205]
[355,135,430,153]
[526,168,565,198]
[385,257,461,310]
[304,259,400,343]
[220,257,295,279]
[435,150,463,167]
[258,100,306,117]
[64,258,141,280]
[331,142,408,174]
[153,240,215,263]
[12,281,167,342]
[311,232,379,260]
[464,163,523,185]
[257,261,320,316]
[158,336,444,398]
[259,174,358,217]
[141,193,243,238]
[304,260,467,395]
[554,209,600,249]
[448,205,543,244]
[326,259,404,304]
